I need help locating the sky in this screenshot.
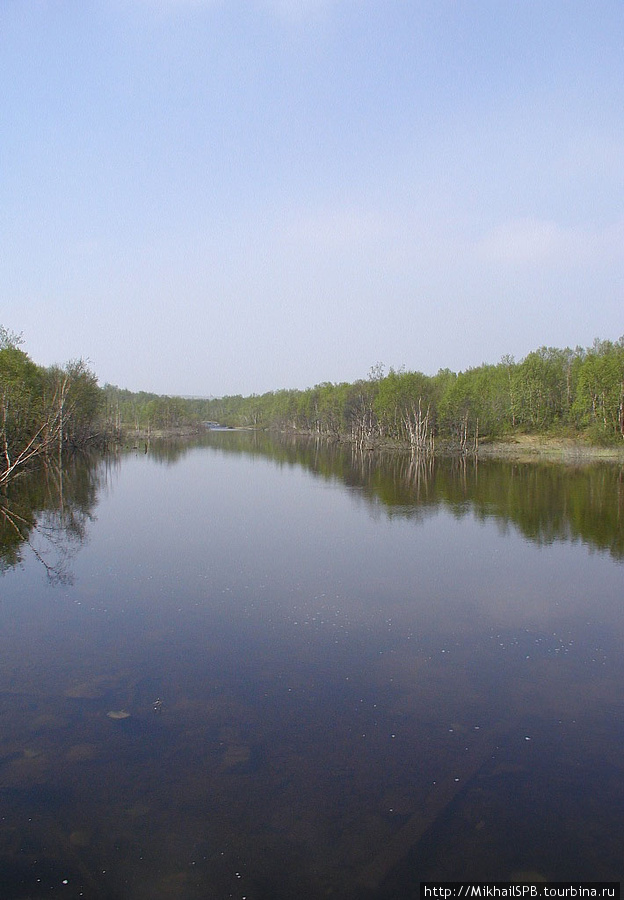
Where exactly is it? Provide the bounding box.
[1,0,623,397]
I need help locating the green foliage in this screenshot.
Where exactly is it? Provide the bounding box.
[572,338,624,440]
[1,329,104,482]
[374,369,433,440]
[0,347,46,445]
[46,360,102,445]
[3,322,624,476]
[185,336,624,449]
[514,346,580,429]
[102,385,205,431]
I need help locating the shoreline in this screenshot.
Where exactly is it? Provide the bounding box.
[116,426,624,464]
[346,432,624,463]
[475,434,624,463]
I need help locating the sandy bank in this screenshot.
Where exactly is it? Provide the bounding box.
[476,434,624,463]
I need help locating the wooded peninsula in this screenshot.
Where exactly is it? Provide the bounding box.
[2,323,624,484]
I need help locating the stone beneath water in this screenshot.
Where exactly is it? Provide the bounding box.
[23,748,44,759]
[69,829,91,847]
[510,871,548,882]
[106,710,131,720]
[65,679,111,700]
[66,743,98,761]
[222,744,251,767]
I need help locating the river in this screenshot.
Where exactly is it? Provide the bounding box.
[0,432,622,898]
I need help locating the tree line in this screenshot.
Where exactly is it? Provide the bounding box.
[3,323,624,486]
[101,338,624,449]
[189,337,624,450]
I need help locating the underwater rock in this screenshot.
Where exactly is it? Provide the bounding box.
[222,744,251,767]
[510,871,548,882]
[23,748,44,759]
[66,743,98,762]
[69,829,91,847]
[65,680,109,700]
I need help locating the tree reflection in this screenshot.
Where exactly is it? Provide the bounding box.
[4,435,622,582]
[198,431,624,560]
[0,454,107,583]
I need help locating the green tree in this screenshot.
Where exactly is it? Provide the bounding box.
[515,347,579,429]
[46,360,102,451]
[374,369,435,446]
[0,326,24,351]
[573,339,624,440]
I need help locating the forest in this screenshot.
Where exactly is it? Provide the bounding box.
[103,336,624,451]
[2,323,624,485]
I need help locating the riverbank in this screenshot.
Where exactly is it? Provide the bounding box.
[116,425,207,447]
[476,433,624,463]
[114,424,624,464]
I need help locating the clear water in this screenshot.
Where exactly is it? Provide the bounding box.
[0,433,623,898]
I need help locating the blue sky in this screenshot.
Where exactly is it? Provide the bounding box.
[2,0,622,396]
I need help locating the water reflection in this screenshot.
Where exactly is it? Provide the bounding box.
[0,435,622,897]
[0,455,109,583]
[162,431,624,559]
[3,436,623,578]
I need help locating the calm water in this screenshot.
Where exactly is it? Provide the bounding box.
[1,433,623,898]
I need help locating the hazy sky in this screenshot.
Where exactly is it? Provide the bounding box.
[2,1,623,397]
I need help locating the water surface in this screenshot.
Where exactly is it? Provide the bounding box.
[1,434,623,898]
